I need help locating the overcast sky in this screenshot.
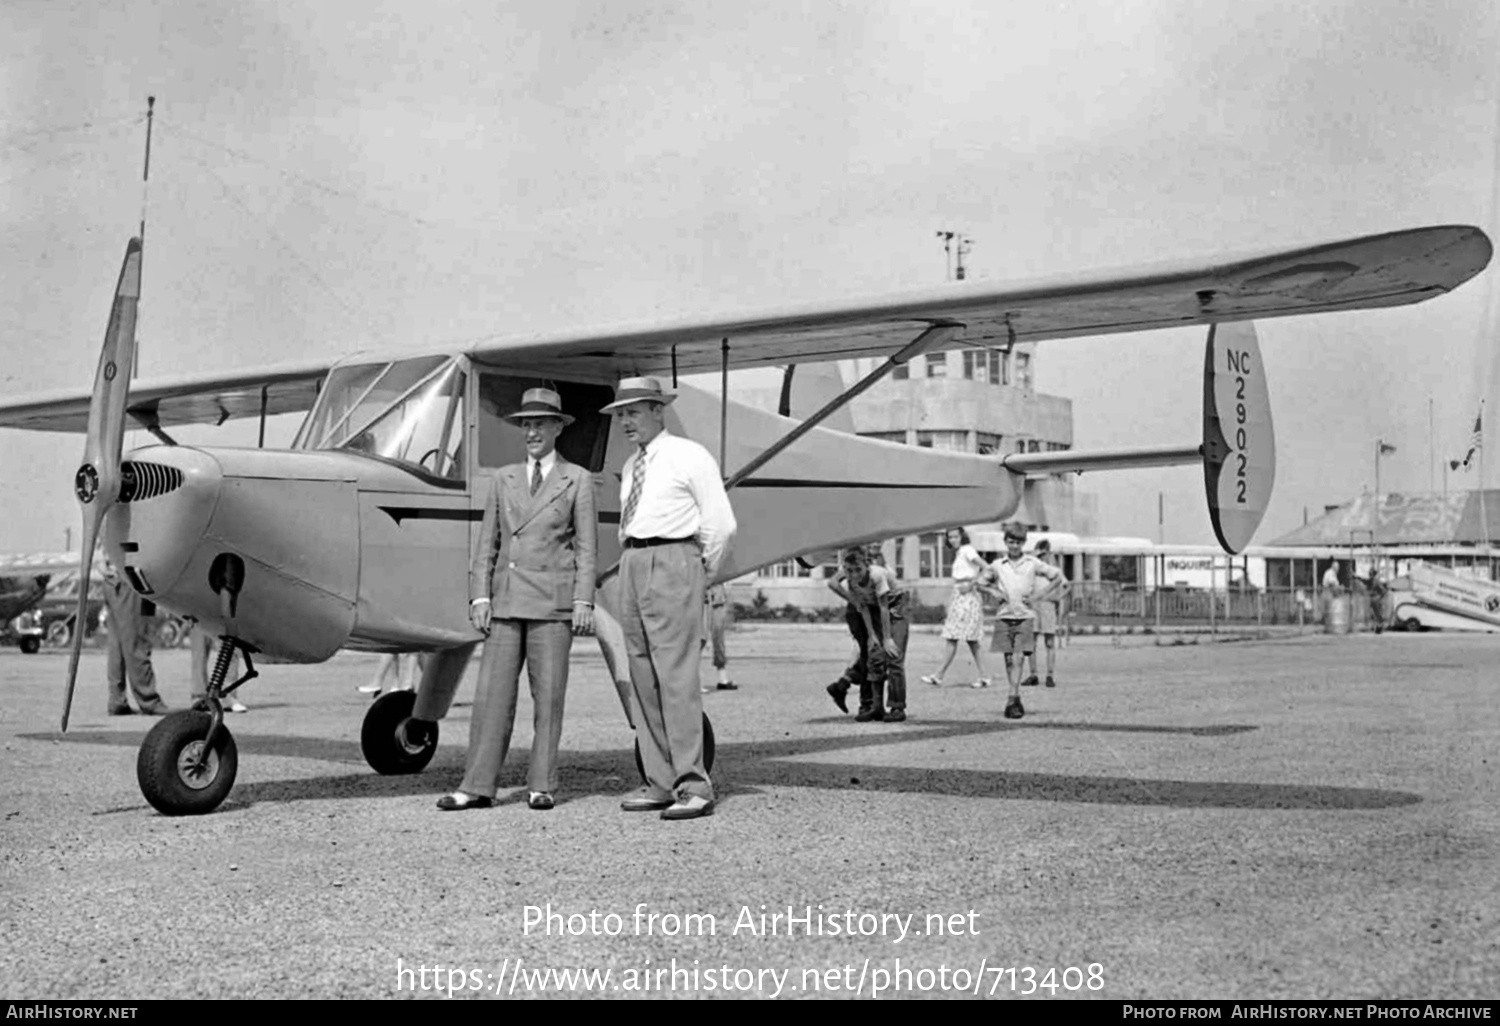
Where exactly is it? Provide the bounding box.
[3,0,1499,553]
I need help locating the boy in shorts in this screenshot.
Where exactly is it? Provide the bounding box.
[1024,539,1070,688]
[985,524,1063,719]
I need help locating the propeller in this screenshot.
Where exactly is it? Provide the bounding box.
[61,237,143,731]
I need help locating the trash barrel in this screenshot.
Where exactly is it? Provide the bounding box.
[1325,595,1351,634]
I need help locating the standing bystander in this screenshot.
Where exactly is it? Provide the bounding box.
[608,377,737,821]
[984,524,1063,719]
[100,558,168,716]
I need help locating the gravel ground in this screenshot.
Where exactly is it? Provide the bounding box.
[1,625,1496,1000]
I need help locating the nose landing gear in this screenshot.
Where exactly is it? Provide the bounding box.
[137,636,256,816]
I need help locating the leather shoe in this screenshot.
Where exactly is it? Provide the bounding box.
[107,706,136,716]
[855,707,885,722]
[660,795,714,820]
[1021,674,1040,688]
[621,790,676,812]
[715,681,738,691]
[528,791,555,811]
[884,710,907,722]
[825,681,849,713]
[1004,696,1025,720]
[436,792,493,811]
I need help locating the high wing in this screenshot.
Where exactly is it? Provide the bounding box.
[0,358,330,434]
[0,225,1487,434]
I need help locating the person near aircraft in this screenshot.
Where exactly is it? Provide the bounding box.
[701,583,735,691]
[188,623,248,713]
[1023,539,1071,688]
[100,558,168,716]
[921,526,991,688]
[608,377,736,821]
[984,524,1063,719]
[358,652,421,697]
[438,388,597,812]
[823,570,867,715]
[1366,567,1388,634]
[828,545,909,723]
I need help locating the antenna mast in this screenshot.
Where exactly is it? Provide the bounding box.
[139,96,155,241]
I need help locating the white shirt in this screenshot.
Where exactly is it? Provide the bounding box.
[620,430,737,574]
[951,543,985,582]
[990,553,1062,621]
[528,450,557,489]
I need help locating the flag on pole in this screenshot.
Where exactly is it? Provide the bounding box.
[1449,408,1483,471]
[1378,440,1397,456]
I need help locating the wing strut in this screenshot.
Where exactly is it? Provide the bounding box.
[723,323,961,489]
[718,337,729,468]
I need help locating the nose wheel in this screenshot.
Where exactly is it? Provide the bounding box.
[138,710,239,816]
[136,634,255,816]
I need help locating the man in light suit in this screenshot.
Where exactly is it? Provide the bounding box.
[437,388,596,812]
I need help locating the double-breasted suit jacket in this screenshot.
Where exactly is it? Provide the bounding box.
[470,458,597,620]
[461,456,597,797]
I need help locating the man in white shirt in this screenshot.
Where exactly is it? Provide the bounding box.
[605,377,737,821]
[985,524,1062,720]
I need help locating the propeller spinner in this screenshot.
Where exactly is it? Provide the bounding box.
[61,237,143,731]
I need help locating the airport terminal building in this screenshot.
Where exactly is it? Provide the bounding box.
[729,345,1096,607]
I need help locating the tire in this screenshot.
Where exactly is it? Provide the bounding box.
[19,635,40,655]
[137,711,238,816]
[44,620,71,649]
[634,713,715,783]
[361,689,439,775]
[155,618,183,649]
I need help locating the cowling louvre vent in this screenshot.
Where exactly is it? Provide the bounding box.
[119,461,184,503]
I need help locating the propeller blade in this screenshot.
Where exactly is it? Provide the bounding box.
[63,237,143,732]
[60,508,103,732]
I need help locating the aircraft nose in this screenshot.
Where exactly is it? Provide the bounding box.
[104,446,222,599]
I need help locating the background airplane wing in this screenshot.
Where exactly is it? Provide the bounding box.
[0,551,88,574]
[0,225,1487,433]
[465,225,1490,378]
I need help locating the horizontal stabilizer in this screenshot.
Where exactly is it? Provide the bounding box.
[1002,444,1201,476]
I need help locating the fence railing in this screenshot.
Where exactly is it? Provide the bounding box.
[1062,582,1378,630]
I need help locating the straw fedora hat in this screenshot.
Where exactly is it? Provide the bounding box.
[600,376,678,413]
[505,387,575,425]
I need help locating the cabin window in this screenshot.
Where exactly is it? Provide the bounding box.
[342,361,467,482]
[474,374,615,472]
[296,356,466,483]
[297,356,448,451]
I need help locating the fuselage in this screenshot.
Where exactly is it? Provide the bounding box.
[104,357,1020,662]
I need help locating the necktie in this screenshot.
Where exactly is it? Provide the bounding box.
[621,446,649,537]
[530,460,542,496]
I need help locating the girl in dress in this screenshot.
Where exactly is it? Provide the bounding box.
[921,527,992,687]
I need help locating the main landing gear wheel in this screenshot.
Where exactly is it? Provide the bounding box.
[361,689,439,775]
[634,713,715,783]
[137,710,239,816]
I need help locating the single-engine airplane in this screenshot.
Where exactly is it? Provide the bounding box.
[0,224,1489,815]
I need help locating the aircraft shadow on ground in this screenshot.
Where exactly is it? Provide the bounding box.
[21,715,1420,812]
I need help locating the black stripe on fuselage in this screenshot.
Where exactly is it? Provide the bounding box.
[379,507,482,525]
[733,479,972,489]
[380,506,623,525]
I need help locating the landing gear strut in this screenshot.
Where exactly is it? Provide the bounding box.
[137,636,256,816]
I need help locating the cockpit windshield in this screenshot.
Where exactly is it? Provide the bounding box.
[295,356,466,483]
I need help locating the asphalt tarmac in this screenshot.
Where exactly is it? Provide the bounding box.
[1,625,1496,1000]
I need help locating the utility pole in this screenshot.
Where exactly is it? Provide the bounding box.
[935,230,974,281]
